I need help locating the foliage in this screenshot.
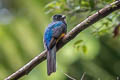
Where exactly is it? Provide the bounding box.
[0,0,120,80]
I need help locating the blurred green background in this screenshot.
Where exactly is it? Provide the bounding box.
[0,0,120,80]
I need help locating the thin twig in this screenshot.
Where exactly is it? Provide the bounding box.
[58,67,76,80]
[5,1,120,80]
[64,72,76,80]
[80,72,86,80]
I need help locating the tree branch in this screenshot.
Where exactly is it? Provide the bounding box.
[5,1,120,80]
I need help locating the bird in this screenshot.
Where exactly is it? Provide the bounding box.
[44,14,67,75]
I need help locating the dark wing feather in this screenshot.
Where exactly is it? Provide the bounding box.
[52,23,67,38]
[49,23,66,49]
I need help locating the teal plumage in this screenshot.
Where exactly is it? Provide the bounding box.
[44,14,67,75]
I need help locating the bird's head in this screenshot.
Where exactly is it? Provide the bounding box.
[52,14,66,21]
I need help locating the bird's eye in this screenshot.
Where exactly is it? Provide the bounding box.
[53,14,63,20]
[58,15,62,19]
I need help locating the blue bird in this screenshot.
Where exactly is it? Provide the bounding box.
[44,14,67,75]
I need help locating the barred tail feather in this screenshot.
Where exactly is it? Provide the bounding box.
[47,46,56,75]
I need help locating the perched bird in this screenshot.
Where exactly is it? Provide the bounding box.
[44,14,67,75]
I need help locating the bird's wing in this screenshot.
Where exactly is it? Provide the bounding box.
[49,23,66,49]
[52,23,66,38]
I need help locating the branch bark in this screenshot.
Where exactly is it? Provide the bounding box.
[5,1,120,80]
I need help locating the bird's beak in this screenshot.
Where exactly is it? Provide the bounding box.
[62,15,66,19]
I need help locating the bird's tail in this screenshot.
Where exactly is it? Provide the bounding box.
[47,45,56,75]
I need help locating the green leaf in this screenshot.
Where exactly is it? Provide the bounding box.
[81,0,89,7]
[82,45,87,54]
[74,40,83,46]
[98,29,108,35]
[73,40,84,52]
[76,46,80,51]
[45,1,57,8]
[107,18,112,22]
